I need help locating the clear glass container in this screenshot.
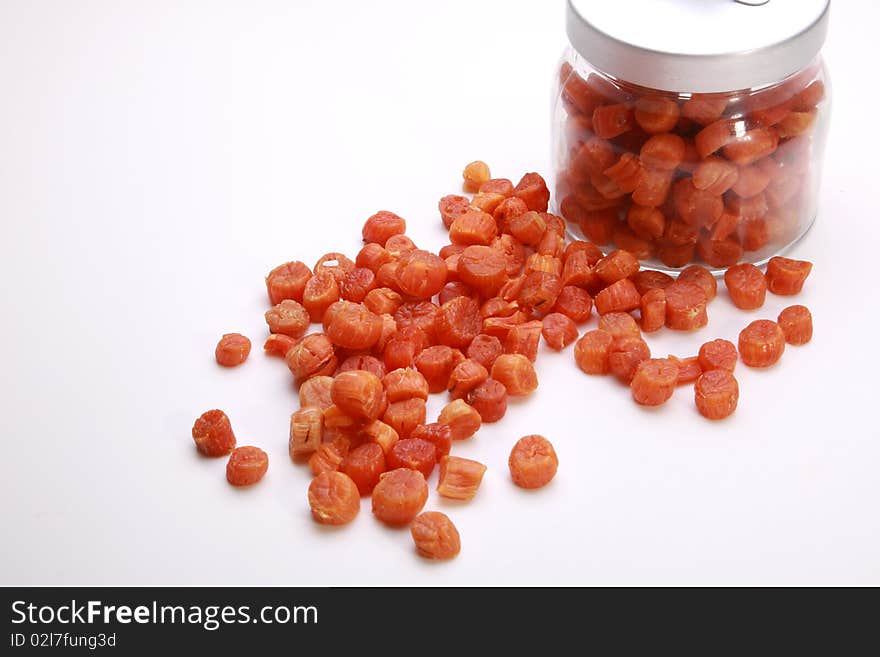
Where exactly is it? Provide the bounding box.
[553,0,831,272]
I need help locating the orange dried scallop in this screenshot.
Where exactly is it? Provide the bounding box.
[663,218,699,247]
[630,358,678,406]
[509,435,558,489]
[340,353,386,379]
[608,336,651,384]
[664,282,708,331]
[463,161,491,193]
[595,278,641,315]
[630,272,674,300]
[693,157,739,195]
[639,288,666,333]
[302,273,340,323]
[437,455,487,501]
[738,319,785,368]
[598,312,641,339]
[226,446,268,486]
[383,398,427,440]
[593,104,634,139]
[314,252,355,284]
[480,178,514,197]
[448,358,489,400]
[471,191,506,214]
[466,334,504,370]
[513,172,551,213]
[490,354,538,396]
[494,197,529,234]
[410,422,452,458]
[682,95,727,126]
[698,339,738,373]
[330,370,385,421]
[341,442,386,495]
[339,267,377,303]
[266,261,312,305]
[728,193,769,222]
[357,243,394,273]
[552,286,593,323]
[573,138,616,179]
[777,305,813,345]
[435,296,482,349]
[308,437,351,477]
[669,355,702,385]
[676,265,717,302]
[439,194,471,229]
[362,211,406,246]
[695,118,738,158]
[192,409,236,457]
[438,281,473,306]
[466,378,508,423]
[627,205,666,241]
[560,65,604,115]
[541,312,578,350]
[603,153,643,195]
[723,127,778,166]
[264,333,298,359]
[265,300,309,338]
[438,399,482,441]
[631,167,673,208]
[491,235,525,277]
[724,263,767,310]
[574,329,614,375]
[382,335,418,371]
[634,97,680,135]
[414,345,462,393]
[215,333,251,367]
[749,97,792,128]
[411,511,461,560]
[697,236,743,269]
[694,370,739,420]
[387,438,437,478]
[709,211,740,242]
[518,271,563,316]
[372,468,429,527]
[673,178,724,228]
[289,407,323,458]
[324,301,383,350]
[396,250,448,299]
[457,245,508,297]
[364,287,403,316]
[765,256,812,295]
[299,375,335,410]
[561,250,599,290]
[308,471,360,525]
[678,139,701,174]
[594,250,641,286]
[507,210,546,247]
[394,301,439,339]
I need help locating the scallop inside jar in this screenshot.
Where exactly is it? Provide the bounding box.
[553,0,831,273]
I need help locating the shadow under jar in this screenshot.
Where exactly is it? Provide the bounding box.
[553,0,831,273]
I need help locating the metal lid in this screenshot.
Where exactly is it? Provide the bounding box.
[566,0,830,93]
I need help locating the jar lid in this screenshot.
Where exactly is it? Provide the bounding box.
[566,0,830,93]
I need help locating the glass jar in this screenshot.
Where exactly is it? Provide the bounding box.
[552,0,831,272]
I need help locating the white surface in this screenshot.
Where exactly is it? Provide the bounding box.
[567,0,830,92]
[0,0,877,586]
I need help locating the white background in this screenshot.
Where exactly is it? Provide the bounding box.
[1,0,878,586]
